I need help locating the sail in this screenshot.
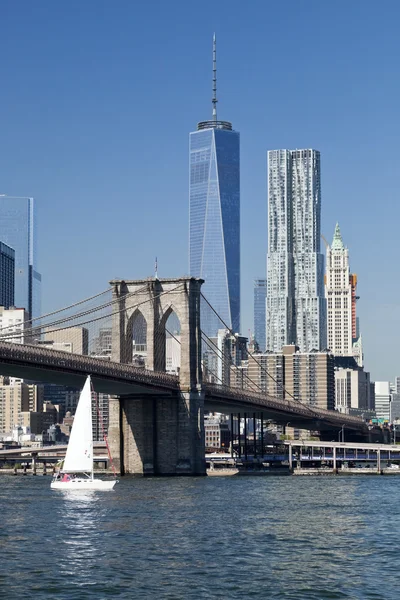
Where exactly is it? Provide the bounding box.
[63,376,93,473]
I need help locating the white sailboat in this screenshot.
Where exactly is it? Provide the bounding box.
[51,376,117,491]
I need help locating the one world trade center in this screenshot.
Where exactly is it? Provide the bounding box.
[189,35,240,337]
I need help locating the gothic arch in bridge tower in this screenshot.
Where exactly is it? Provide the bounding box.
[162,306,181,375]
[110,277,204,389]
[126,308,147,366]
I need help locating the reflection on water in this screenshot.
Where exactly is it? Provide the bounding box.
[58,490,103,578]
[0,476,399,599]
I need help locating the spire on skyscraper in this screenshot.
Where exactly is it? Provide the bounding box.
[212,33,217,121]
[331,222,345,251]
[197,34,232,132]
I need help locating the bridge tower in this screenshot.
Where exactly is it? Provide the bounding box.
[107,277,206,476]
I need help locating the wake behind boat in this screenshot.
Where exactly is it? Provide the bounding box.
[51,376,117,491]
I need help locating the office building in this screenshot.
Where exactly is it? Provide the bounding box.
[216,329,247,385]
[0,242,15,309]
[0,306,30,344]
[189,35,240,336]
[92,392,109,442]
[335,368,371,414]
[325,224,352,355]
[19,401,58,435]
[91,327,112,359]
[390,393,400,423]
[43,327,89,355]
[266,149,326,353]
[204,415,230,450]
[0,196,41,318]
[166,335,181,374]
[0,380,44,434]
[233,345,334,411]
[325,224,363,366]
[374,381,391,421]
[253,279,267,352]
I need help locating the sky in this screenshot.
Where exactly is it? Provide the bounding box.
[0,0,399,381]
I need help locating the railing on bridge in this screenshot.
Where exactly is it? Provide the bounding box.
[0,341,179,390]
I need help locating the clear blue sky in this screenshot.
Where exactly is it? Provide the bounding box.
[0,1,399,381]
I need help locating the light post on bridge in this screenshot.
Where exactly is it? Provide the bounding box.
[338,425,345,443]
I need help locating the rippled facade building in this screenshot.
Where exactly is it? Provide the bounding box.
[266,149,326,353]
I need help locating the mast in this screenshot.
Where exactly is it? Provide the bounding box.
[212,33,217,122]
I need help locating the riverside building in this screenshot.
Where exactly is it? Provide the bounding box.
[232,345,335,411]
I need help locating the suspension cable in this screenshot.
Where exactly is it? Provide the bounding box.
[201,330,265,394]
[3,284,185,344]
[0,283,151,338]
[200,292,321,416]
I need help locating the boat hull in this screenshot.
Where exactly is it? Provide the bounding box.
[51,478,116,490]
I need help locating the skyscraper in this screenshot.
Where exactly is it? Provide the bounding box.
[0,196,41,318]
[0,242,15,309]
[266,149,326,352]
[253,278,267,352]
[189,35,240,336]
[325,224,363,365]
[325,224,352,356]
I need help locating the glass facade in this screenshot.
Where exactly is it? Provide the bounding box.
[0,242,15,308]
[189,125,240,336]
[253,279,267,352]
[0,196,41,318]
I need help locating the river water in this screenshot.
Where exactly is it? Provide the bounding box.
[0,475,398,599]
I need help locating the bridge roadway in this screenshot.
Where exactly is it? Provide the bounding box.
[0,341,367,433]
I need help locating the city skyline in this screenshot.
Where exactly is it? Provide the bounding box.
[0,3,399,379]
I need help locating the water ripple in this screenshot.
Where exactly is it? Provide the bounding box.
[0,475,398,598]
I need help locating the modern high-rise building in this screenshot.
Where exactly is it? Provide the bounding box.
[0,196,41,318]
[335,367,372,414]
[0,242,15,309]
[266,149,326,353]
[253,279,267,352]
[189,35,240,336]
[374,381,391,421]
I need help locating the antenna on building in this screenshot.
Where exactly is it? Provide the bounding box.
[154,257,158,280]
[212,33,217,121]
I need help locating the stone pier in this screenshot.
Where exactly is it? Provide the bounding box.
[107,277,206,476]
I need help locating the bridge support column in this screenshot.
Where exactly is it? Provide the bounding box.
[116,390,205,476]
[108,396,123,475]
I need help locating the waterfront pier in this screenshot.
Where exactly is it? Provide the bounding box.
[285,440,400,475]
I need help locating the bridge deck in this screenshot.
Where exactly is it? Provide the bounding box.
[0,342,366,431]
